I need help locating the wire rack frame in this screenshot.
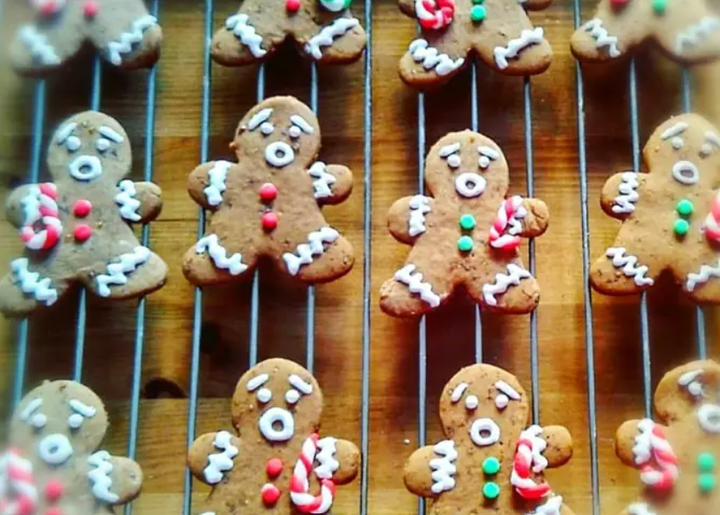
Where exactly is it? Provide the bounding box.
[572,2,709,515]
[182,2,373,515]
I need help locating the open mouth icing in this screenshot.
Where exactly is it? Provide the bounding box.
[69,155,103,181]
[258,407,295,441]
[265,141,295,168]
[455,172,487,198]
[672,161,700,185]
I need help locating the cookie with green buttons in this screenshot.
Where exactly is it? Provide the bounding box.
[380,130,549,318]
[614,360,720,515]
[403,363,575,515]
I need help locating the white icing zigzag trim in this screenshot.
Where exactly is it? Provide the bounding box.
[308,162,337,200]
[686,258,720,292]
[612,172,639,214]
[96,246,152,297]
[11,258,58,306]
[408,39,464,77]
[203,431,238,485]
[283,227,340,275]
[606,247,654,287]
[196,234,248,276]
[528,496,564,515]
[106,15,158,66]
[115,180,142,222]
[226,14,267,58]
[628,504,657,515]
[429,440,457,494]
[408,195,431,237]
[18,26,60,66]
[204,161,232,207]
[483,264,532,307]
[394,264,441,307]
[494,27,545,70]
[305,18,360,60]
[676,17,720,55]
[87,451,119,504]
[583,19,621,58]
[315,437,340,479]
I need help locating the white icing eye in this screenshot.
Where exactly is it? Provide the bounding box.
[65,136,81,153]
[96,138,111,153]
[701,143,714,157]
[289,126,302,139]
[479,156,490,169]
[495,394,510,410]
[261,122,274,136]
[68,413,84,429]
[672,137,684,150]
[465,395,479,410]
[31,413,47,429]
[447,154,461,169]
[285,389,301,404]
[257,388,272,403]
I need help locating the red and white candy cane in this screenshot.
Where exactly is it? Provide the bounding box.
[511,427,552,500]
[415,0,455,30]
[489,196,527,251]
[704,192,720,244]
[290,434,336,514]
[20,183,62,252]
[634,420,678,491]
[0,449,38,515]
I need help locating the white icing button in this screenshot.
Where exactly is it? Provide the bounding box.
[469,418,500,446]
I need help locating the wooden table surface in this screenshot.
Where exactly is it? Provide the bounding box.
[1,1,720,514]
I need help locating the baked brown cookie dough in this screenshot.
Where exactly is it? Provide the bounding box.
[0,381,143,515]
[211,0,366,66]
[380,130,549,318]
[187,358,361,515]
[571,0,720,65]
[590,113,720,304]
[11,0,163,76]
[183,96,354,287]
[398,0,554,89]
[404,363,575,515]
[0,111,167,318]
[614,360,720,515]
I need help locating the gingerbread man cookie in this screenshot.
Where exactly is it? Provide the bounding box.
[404,363,575,515]
[0,111,167,318]
[11,0,163,76]
[572,0,720,65]
[0,381,143,515]
[211,0,366,66]
[187,358,361,515]
[398,0,554,89]
[614,360,720,515]
[380,130,549,318]
[591,114,720,304]
[183,96,354,287]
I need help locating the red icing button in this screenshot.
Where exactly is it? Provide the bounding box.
[17,496,35,515]
[260,183,278,202]
[262,212,278,232]
[286,0,301,12]
[39,1,61,17]
[83,0,99,18]
[261,484,281,505]
[45,508,63,515]
[45,480,63,501]
[266,458,283,478]
[610,0,630,8]
[74,224,93,242]
[73,199,92,218]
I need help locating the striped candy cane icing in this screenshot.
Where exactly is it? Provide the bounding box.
[489,196,527,251]
[290,434,337,514]
[703,191,720,243]
[633,419,679,491]
[415,0,455,30]
[0,449,38,515]
[20,183,62,251]
[511,426,552,500]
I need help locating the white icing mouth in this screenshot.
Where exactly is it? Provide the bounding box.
[699,404,720,433]
[672,160,700,185]
[38,434,73,465]
[265,141,295,167]
[69,155,103,181]
[455,172,486,198]
[469,418,500,447]
[258,407,295,441]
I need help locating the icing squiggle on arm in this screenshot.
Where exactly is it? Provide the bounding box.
[408,39,464,76]
[115,180,142,222]
[308,162,337,200]
[394,264,441,307]
[612,172,640,214]
[305,18,361,60]
[408,196,431,237]
[88,451,120,504]
[429,440,457,494]
[204,431,239,484]
[203,161,232,207]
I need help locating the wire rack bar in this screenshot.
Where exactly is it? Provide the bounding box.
[470,62,483,365]
[416,90,427,515]
[571,1,600,514]
[305,64,319,374]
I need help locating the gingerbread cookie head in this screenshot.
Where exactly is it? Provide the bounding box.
[590,114,720,304]
[11,0,163,76]
[614,361,720,515]
[1,381,143,515]
[211,0,367,67]
[187,358,361,515]
[398,0,554,89]
[404,364,575,515]
[571,0,720,65]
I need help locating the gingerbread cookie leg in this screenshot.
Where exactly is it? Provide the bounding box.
[183,234,257,286]
[10,20,83,76]
[82,247,167,300]
[399,31,467,89]
[297,16,367,64]
[277,226,354,283]
[654,7,720,64]
[0,261,68,318]
[472,260,540,314]
[590,236,658,296]
[678,248,720,304]
[380,255,453,317]
[211,8,280,66]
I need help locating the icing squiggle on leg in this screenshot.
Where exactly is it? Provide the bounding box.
[394,264,441,307]
[494,28,545,70]
[606,247,654,287]
[96,247,152,297]
[305,18,361,60]
[686,258,720,292]
[196,234,248,276]
[11,258,58,306]
[106,15,158,66]
[408,39,464,76]
[17,26,60,66]
[583,19,620,58]
[283,227,340,275]
[482,264,532,307]
[676,17,720,55]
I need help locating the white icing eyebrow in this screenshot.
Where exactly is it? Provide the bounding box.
[246,373,269,391]
[478,146,500,160]
[55,123,77,144]
[20,398,43,421]
[288,374,313,394]
[290,115,315,135]
[661,122,688,140]
[495,380,521,400]
[450,382,468,402]
[678,369,705,397]
[98,126,124,143]
[439,143,461,158]
[706,132,720,147]
[69,399,97,417]
[247,108,273,131]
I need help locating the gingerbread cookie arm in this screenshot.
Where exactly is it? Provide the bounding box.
[187,431,241,485]
[387,196,435,244]
[615,419,654,468]
[96,455,144,505]
[188,161,236,211]
[330,439,361,485]
[308,163,353,206]
[540,425,573,468]
[403,446,437,498]
[116,181,163,224]
[600,172,645,219]
[519,198,550,238]
[5,184,41,229]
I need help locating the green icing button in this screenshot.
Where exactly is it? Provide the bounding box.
[458,236,474,253]
[470,5,486,22]
[482,457,501,475]
[459,214,476,231]
[699,473,717,494]
[677,199,694,217]
[483,482,500,500]
[674,219,689,236]
[652,0,668,14]
[472,0,484,4]
[698,453,716,473]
